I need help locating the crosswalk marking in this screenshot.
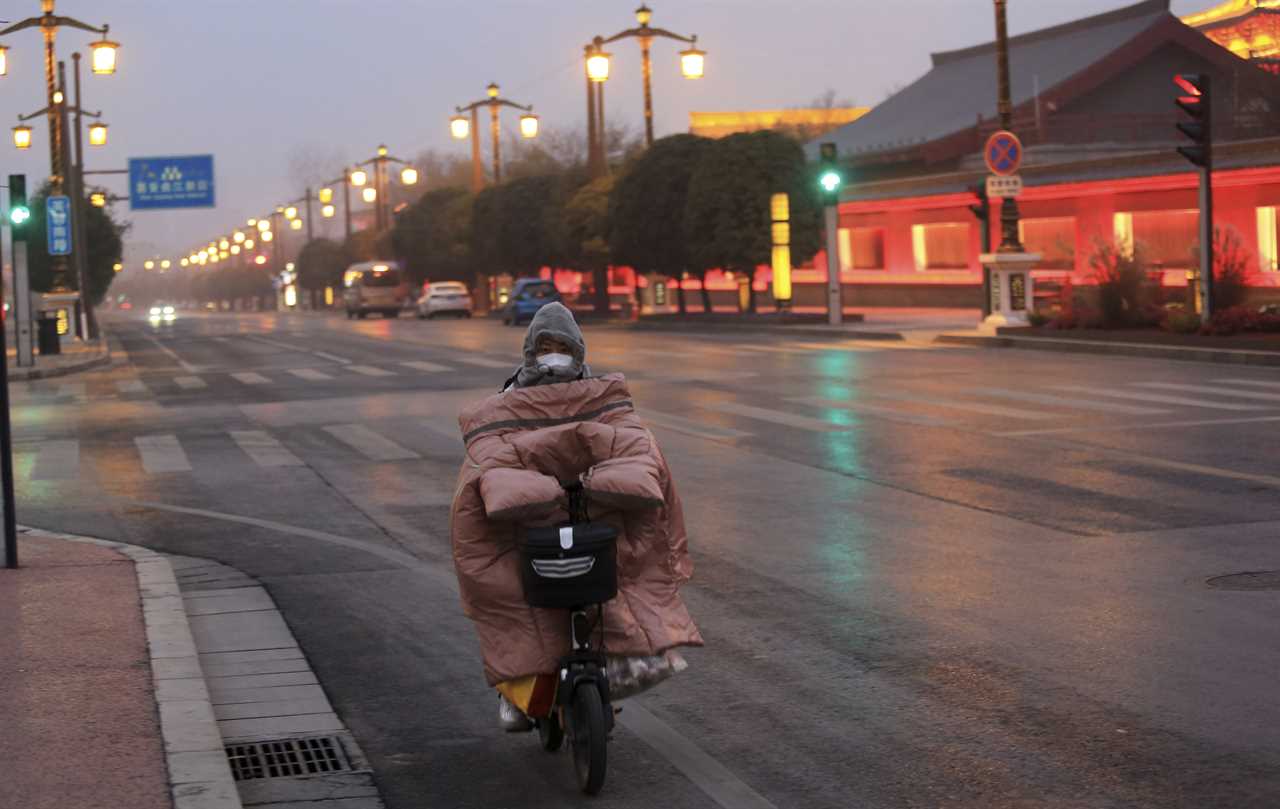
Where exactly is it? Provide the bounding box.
[709,401,851,432]
[349,365,396,377]
[1136,382,1280,403]
[869,390,1056,420]
[288,369,333,381]
[645,411,753,441]
[231,372,270,385]
[1214,378,1280,391]
[313,351,351,364]
[456,357,512,369]
[1053,385,1265,411]
[322,424,420,461]
[789,397,958,428]
[31,439,79,480]
[401,360,451,373]
[174,376,207,390]
[134,434,191,473]
[229,430,303,468]
[965,387,1169,415]
[116,379,148,394]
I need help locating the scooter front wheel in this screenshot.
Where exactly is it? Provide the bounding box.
[570,684,607,795]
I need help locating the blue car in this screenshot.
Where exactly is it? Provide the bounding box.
[502,279,563,326]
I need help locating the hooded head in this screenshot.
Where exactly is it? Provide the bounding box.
[512,302,588,389]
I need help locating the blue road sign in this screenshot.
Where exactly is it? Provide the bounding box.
[46,195,72,256]
[128,155,215,210]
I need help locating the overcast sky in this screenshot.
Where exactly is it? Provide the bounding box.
[0,0,1211,265]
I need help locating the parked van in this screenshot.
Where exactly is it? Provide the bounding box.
[342,261,405,319]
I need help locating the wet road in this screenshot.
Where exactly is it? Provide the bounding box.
[12,309,1280,807]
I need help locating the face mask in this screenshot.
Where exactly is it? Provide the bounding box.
[537,352,576,374]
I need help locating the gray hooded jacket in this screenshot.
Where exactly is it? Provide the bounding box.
[503,302,591,391]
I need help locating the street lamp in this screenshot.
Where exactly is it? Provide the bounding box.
[450,82,539,191]
[290,217,303,230]
[349,168,367,186]
[233,230,245,243]
[87,120,106,145]
[257,219,270,233]
[321,203,335,218]
[12,124,31,149]
[318,187,333,204]
[584,4,705,172]
[400,166,418,185]
[362,187,376,203]
[0,46,7,77]
[284,205,298,220]
[89,29,119,75]
[89,191,105,206]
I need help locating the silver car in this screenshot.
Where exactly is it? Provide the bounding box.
[416,282,473,319]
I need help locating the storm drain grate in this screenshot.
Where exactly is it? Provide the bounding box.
[226,736,352,781]
[1206,571,1280,591]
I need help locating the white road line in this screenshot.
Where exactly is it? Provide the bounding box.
[31,439,79,480]
[400,360,451,372]
[143,334,200,373]
[455,356,512,369]
[322,424,420,461]
[997,414,1280,438]
[1134,381,1280,403]
[116,379,149,395]
[313,351,350,364]
[965,387,1169,415]
[787,342,880,353]
[134,434,192,473]
[844,339,932,351]
[1053,385,1265,411]
[870,390,1056,420]
[1214,378,1280,391]
[231,372,271,385]
[229,430,303,468]
[174,376,207,390]
[56,382,85,398]
[348,365,396,377]
[645,411,753,441]
[288,369,333,381]
[789,396,958,428]
[709,401,851,432]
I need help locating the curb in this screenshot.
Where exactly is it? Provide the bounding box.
[601,320,911,342]
[21,525,243,809]
[935,333,1280,366]
[7,342,112,381]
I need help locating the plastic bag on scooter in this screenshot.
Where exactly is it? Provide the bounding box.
[606,650,688,700]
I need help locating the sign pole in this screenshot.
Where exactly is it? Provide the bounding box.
[825,203,841,326]
[13,239,33,368]
[2,188,20,568]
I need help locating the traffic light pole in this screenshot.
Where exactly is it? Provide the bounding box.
[2,181,24,568]
[824,203,841,326]
[1199,165,1214,316]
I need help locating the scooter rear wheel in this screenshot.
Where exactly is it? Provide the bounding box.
[538,711,564,752]
[570,684,607,795]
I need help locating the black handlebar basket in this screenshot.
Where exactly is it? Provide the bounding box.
[519,522,618,609]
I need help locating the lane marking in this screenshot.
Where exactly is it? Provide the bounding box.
[1134,381,1280,403]
[231,372,271,386]
[349,365,396,377]
[31,439,79,480]
[455,356,511,369]
[229,430,303,468]
[870,390,1055,420]
[174,375,208,390]
[997,414,1280,437]
[134,434,192,473]
[645,411,753,441]
[288,369,333,381]
[313,351,351,364]
[709,401,851,433]
[116,379,149,395]
[964,387,1169,416]
[401,360,451,373]
[1214,378,1280,391]
[143,333,200,373]
[322,424,420,461]
[1053,385,1265,411]
[789,396,958,428]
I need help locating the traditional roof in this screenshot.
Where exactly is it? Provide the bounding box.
[1182,0,1280,30]
[818,0,1173,160]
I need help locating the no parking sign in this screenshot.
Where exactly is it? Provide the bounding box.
[984,130,1023,176]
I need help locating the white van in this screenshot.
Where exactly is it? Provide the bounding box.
[342,261,405,319]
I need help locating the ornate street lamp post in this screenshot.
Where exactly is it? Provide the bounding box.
[450,83,539,191]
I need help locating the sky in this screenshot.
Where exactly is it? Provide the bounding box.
[0,0,1214,267]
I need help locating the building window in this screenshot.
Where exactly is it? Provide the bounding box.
[1018,217,1075,270]
[1258,206,1278,272]
[911,223,969,270]
[839,227,885,270]
[1117,210,1198,269]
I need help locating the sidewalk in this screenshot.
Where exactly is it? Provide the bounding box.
[612,307,982,341]
[5,334,111,380]
[0,529,240,809]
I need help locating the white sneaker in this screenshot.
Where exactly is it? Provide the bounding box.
[498,694,533,732]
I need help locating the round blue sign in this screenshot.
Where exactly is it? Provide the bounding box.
[984,131,1023,176]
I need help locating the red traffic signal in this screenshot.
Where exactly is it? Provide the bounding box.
[1173,73,1211,168]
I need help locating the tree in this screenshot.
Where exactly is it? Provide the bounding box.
[684,130,822,312]
[608,134,713,314]
[389,186,473,285]
[344,229,389,263]
[471,174,573,277]
[563,175,615,314]
[296,238,348,305]
[27,182,128,305]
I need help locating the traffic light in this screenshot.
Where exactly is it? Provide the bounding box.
[7,174,29,240]
[817,142,842,204]
[1174,73,1211,168]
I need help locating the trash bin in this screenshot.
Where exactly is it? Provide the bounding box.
[36,313,61,356]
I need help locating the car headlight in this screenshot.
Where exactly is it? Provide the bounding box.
[149,306,161,316]
[162,306,175,315]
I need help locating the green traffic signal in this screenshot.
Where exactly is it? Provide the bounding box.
[819,170,842,193]
[8,173,28,239]
[9,206,29,226]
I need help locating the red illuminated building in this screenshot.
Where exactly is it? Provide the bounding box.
[797,0,1280,310]
[1185,0,1280,73]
